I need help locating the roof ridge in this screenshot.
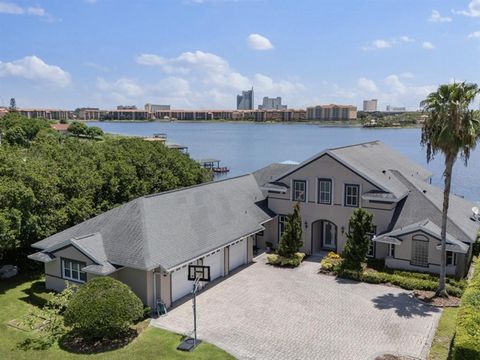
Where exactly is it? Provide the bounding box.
[143,173,253,199]
[327,140,381,152]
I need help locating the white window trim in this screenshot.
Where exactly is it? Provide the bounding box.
[62,258,87,283]
[343,183,361,208]
[292,179,307,202]
[446,251,457,266]
[316,177,334,205]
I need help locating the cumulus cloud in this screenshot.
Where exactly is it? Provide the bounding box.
[399,35,414,43]
[422,41,435,49]
[453,0,480,17]
[362,36,416,50]
[0,56,71,86]
[357,77,378,92]
[468,31,480,38]
[429,10,452,22]
[132,50,304,108]
[0,1,46,16]
[247,33,274,50]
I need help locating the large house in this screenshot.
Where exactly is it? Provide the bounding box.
[29,141,480,308]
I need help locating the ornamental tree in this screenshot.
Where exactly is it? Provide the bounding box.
[277,202,303,258]
[341,208,374,271]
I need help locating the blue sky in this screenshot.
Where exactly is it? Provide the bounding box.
[0,0,479,110]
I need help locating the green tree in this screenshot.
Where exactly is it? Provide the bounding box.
[421,82,480,297]
[341,208,374,271]
[85,126,103,139]
[277,202,303,258]
[67,121,88,136]
[64,277,143,340]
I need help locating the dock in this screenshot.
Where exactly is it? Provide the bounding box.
[197,158,230,173]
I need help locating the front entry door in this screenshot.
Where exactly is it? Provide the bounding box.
[322,222,336,250]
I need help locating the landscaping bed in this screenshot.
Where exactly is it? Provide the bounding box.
[320,253,466,298]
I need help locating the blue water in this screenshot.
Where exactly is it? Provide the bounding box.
[89,121,480,202]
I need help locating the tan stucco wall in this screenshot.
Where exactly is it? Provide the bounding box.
[44,245,95,292]
[256,219,278,249]
[267,154,397,255]
[159,272,171,308]
[116,267,153,307]
[247,236,254,262]
[385,230,464,276]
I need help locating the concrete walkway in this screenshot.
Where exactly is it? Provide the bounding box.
[151,255,441,360]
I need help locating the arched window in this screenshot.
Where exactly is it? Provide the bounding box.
[411,234,429,267]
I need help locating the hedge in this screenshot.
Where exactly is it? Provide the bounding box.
[452,258,480,360]
[266,252,305,267]
[337,269,464,297]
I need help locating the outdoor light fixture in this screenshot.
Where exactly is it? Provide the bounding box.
[341,226,345,234]
[304,221,308,229]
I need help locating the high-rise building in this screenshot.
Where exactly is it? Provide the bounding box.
[362,99,378,112]
[237,88,254,110]
[145,103,171,112]
[306,104,357,121]
[386,105,406,112]
[258,96,287,110]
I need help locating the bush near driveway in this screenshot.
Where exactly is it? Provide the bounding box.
[64,277,143,340]
[452,258,480,360]
[267,252,305,267]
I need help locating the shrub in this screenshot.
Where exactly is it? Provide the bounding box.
[341,208,374,271]
[64,277,143,340]
[320,254,342,272]
[327,251,341,259]
[267,252,305,267]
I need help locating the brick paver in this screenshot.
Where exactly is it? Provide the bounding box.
[151,255,441,360]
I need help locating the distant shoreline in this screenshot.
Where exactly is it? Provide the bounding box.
[83,119,421,129]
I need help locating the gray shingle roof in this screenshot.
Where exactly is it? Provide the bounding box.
[253,163,297,187]
[387,171,480,243]
[272,141,432,201]
[32,174,272,272]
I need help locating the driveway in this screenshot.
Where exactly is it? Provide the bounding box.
[151,255,441,360]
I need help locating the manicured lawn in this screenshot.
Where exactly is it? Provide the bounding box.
[0,273,233,360]
[428,307,459,360]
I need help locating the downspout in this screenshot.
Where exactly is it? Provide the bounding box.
[152,270,157,313]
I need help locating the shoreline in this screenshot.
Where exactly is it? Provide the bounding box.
[83,119,422,129]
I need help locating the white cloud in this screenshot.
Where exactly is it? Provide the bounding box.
[429,10,452,22]
[357,77,378,92]
[0,56,71,86]
[0,1,46,16]
[422,41,435,49]
[468,31,480,38]
[453,0,480,17]
[399,35,414,42]
[247,33,274,50]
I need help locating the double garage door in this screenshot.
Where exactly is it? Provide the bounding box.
[171,241,248,303]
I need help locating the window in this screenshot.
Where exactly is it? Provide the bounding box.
[318,179,332,204]
[278,215,287,240]
[366,225,377,258]
[62,259,87,282]
[388,244,395,258]
[293,180,306,202]
[344,184,360,207]
[447,251,457,266]
[411,235,429,267]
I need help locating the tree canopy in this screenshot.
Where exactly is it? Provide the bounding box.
[0,113,209,262]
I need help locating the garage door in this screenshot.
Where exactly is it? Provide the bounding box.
[229,240,247,271]
[202,249,224,281]
[171,266,193,302]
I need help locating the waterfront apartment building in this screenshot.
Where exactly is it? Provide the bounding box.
[237,88,254,110]
[145,103,171,113]
[306,104,357,121]
[258,96,287,110]
[363,99,378,112]
[117,105,137,110]
[386,105,406,112]
[18,108,74,121]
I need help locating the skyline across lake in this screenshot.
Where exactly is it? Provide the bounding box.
[89,121,480,202]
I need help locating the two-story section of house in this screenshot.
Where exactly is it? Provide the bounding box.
[255,141,479,278]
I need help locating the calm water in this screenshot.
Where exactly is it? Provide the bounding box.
[89,121,480,202]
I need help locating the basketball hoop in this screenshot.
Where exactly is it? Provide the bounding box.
[177,264,211,352]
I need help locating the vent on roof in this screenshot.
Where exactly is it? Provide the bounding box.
[382,170,386,174]
[423,190,427,194]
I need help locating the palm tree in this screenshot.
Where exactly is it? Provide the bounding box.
[421,82,480,297]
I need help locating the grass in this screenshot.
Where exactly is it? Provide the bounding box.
[428,307,459,360]
[0,273,233,360]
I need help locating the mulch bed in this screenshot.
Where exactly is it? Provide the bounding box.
[413,290,460,307]
[59,321,148,354]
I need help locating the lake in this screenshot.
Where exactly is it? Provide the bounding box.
[89,121,480,202]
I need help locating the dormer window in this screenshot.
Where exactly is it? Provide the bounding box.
[293,180,306,202]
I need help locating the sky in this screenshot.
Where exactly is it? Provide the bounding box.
[0,0,479,110]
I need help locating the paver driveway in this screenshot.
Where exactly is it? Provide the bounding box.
[151,255,441,360]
